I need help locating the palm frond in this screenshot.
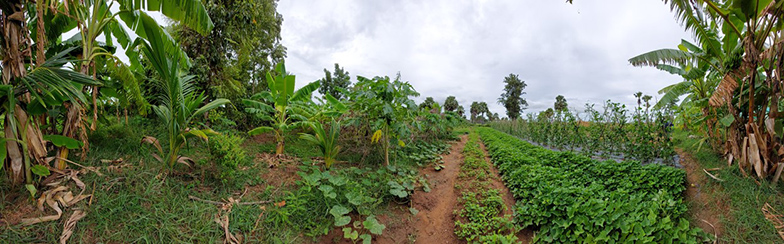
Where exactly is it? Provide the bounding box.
[654,81,692,109]
[118,0,214,36]
[629,48,695,67]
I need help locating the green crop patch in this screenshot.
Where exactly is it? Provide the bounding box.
[476,127,709,243]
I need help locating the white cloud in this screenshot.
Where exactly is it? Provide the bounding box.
[278,0,690,117]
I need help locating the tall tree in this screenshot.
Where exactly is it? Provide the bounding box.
[456,105,466,118]
[443,96,459,112]
[419,97,436,111]
[319,63,351,100]
[498,73,528,119]
[175,0,286,99]
[470,101,480,122]
[554,95,568,112]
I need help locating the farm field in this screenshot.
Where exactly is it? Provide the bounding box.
[4,0,784,243]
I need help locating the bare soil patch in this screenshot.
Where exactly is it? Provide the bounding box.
[676,148,729,239]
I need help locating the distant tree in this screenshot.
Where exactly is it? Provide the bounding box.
[420,97,437,111]
[643,95,653,110]
[457,106,466,118]
[634,91,643,108]
[498,73,529,119]
[554,95,568,112]
[470,101,481,122]
[490,113,500,121]
[444,96,459,112]
[479,102,489,116]
[539,108,555,120]
[319,63,351,100]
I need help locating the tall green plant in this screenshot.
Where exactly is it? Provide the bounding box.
[300,120,342,169]
[243,62,319,155]
[350,75,419,166]
[134,17,229,169]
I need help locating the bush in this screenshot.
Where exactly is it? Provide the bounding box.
[208,133,247,182]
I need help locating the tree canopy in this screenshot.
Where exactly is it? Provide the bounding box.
[498,73,528,119]
[319,63,351,100]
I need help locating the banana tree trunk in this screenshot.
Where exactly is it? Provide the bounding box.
[2,3,48,184]
[275,140,285,155]
[55,103,82,169]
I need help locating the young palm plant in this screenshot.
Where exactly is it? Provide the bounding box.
[300,120,342,169]
[134,17,229,169]
[243,63,319,156]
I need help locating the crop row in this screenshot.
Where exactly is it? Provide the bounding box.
[476,127,706,243]
[489,101,675,163]
[453,131,518,243]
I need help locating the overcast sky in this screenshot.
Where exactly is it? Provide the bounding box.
[277,0,692,118]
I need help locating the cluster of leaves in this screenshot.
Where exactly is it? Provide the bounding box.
[490,98,675,163]
[206,133,248,183]
[265,164,427,239]
[398,140,450,170]
[454,131,519,243]
[476,128,707,243]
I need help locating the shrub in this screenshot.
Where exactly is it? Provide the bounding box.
[208,133,247,182]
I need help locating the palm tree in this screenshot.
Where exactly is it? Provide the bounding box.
[134,16,228,169]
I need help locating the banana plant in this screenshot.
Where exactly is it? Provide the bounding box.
[243,62,320,156]
[133,17,229,169]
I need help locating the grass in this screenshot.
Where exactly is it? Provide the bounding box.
[674,130,784,243]
[0,116,439,243]
[0,116,304,242]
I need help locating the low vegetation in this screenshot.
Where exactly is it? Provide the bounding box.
[453,130,519,243]
[477,127,707,243]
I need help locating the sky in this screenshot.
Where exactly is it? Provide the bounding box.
[277,0,693,118]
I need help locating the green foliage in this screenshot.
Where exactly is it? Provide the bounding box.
[476,127,706,243]
[490,98,676,163]
[348,74,419,165]
[43,134,83,150]
[299,120,342,169]
[243,62,319,155]
[554,95,568,112]
[454,131,519,243]
[133,23,230,169]
[207,133,247,183]
[497,73,528,119]
[443,96,459,112]
[319,63,351,100]
[265,164,422,238]
[174,0,284,99]
[418,97,437,111]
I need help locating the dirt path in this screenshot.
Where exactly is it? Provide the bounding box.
[406,135,468,243]
[676,148,728,240]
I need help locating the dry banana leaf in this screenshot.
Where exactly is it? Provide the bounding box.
[762,203,784,241]
[59,210,87,244]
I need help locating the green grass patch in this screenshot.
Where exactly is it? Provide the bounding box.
[674,130,784,243]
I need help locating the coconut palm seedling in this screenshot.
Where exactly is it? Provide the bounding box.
[300,120,342,169]
[243,62,319,156]
[135,17,229,169]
